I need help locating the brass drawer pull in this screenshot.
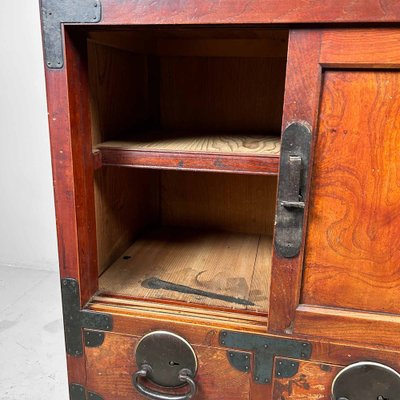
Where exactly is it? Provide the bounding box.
[133,364,196,400]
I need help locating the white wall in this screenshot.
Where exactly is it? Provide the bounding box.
[0,2,59,271]
[0,4,69,399]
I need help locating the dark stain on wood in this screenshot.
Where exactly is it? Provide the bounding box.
[141,277,255,306]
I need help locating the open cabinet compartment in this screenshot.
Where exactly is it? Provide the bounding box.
[88,26,287,173]
[87,26,289,315]
[96,169,277,313]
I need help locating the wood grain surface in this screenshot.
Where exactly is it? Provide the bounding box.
[100,227,272,311]
[85,332,252,400]
[321,29,400,68]
[302,70,400,314]
[159,56,285,133]
[88,28,288,58]
[161,171,277,236]
[88,42,151,146]
[294,305,400,349]
[98,147,280,175]
[88,302,400,370]
[94,167,160,274]
[268,30,322,333]
[98,0,400,24]
[97,133,280,174]
[272,358,341,399]
[97,133,281,155]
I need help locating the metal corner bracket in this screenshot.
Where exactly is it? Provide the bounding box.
[220,330,311,384]
[227,350,251,374]
[40,0,102,69]
[61,278,112,356]
[70,383,104,400]
[275,358,300,379]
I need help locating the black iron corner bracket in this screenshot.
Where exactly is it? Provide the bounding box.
[61,278,112,356]
[70,383,104,400]
[41,0,102,69]
[275,358,300,379]
[220,330,312,384]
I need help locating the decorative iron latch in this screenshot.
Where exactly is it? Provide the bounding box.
[275,122,312,258]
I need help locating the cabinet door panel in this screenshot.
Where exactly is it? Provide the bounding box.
[269,29,400,347]
[302,69,400,314]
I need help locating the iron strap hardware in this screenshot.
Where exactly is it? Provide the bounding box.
[61,278,112,356]
[219,330,312,384]
[275,122,312,258]
[40,0,102,69]
[275,358,300,379]
[69,383,104,400]
[227,351,251,373]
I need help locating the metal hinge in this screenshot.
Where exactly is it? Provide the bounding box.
[220,330,312,384]
[70,384,103,400]
[61,278,112,356]
[40,0,102,69]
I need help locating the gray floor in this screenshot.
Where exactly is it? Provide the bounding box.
[0,265,69,400]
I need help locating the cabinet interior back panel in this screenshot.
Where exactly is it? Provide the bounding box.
[302,70,400,314]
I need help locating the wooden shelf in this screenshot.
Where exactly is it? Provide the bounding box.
[94,132,280,174]
[99,226,272,312]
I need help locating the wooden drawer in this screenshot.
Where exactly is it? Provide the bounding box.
[72,307,400,400]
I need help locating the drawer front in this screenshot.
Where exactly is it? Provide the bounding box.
[84,331,252,400]
[78,318,400,400]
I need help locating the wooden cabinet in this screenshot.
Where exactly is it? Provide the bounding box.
[270,29,400,350]
[41,1,400,399]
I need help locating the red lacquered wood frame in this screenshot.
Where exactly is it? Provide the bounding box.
[96,148,279,175]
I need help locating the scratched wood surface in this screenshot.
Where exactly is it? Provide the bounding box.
[272,358,341,399]
[100,227,272,311]
[302,70,400,314]
[85,332,252,400]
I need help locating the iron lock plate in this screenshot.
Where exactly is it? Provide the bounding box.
[135,331,198,388]
[332,361,400,400]
[275,122,312,258]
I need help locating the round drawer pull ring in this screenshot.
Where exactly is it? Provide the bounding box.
[132,331,198,400]
[133,364,196,400]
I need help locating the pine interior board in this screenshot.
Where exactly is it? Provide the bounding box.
[88,41,151,146]
[99,227,272,311]
[94,167,160,274]
[96,132,281,156]
[161,171,277,236]
[159,57,286,132]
